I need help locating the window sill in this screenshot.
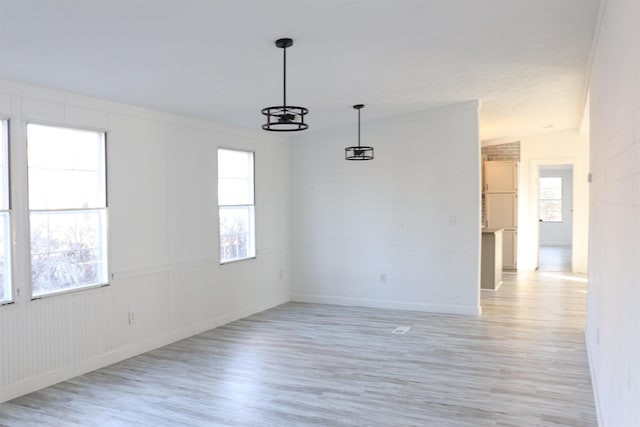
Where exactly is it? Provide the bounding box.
[31,282,111,301]
[220,256,257,266]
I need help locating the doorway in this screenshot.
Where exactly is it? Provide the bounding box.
[537,165,573,272]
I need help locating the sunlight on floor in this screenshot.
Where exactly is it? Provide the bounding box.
[540,272,589,283]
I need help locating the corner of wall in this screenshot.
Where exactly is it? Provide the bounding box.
[585,329,605,427]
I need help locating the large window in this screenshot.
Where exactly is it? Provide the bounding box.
[539,177,563,222]
[0,120,11,304]
[218,149,255,263]
[27,124,108,297]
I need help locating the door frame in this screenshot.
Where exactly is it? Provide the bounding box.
[529,158,578,272]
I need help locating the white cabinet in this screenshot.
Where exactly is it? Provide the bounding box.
[484,160,518,270]
[486,193,517,229]
[481,228,503,290]
[502,230,517,270]
[484,161,518,192]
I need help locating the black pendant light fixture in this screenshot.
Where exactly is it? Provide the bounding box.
[262,38,309,131]
[345,104,374,160]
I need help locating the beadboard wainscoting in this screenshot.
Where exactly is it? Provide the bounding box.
[0,262,290,403]
[0,80,292,403]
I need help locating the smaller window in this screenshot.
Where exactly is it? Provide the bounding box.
[539,177,562,222]
[218,149,255,263]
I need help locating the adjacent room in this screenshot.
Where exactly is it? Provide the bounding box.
[0,1,638,426]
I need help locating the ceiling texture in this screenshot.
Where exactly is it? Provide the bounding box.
[0,0,601,142]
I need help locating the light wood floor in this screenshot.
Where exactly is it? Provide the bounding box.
[538,245,572,272]
[0,271,596,426]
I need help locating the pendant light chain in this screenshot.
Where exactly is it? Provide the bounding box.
[283,45,287,108]
[357,107,361,148]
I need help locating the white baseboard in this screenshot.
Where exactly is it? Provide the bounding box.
[585,329,605,427]
[169,294,290,343]
[291,293,481,315]
[0,336,173,403]
[481,281,503,292]
[0,294,290,404]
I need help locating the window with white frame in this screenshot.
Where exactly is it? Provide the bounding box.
[0,120,12,304]
[539,177,563,222]
[218,149,255,263]
[27,124,108,297]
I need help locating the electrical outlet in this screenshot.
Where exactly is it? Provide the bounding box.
[380,273,387,283]
[128,311,136,325]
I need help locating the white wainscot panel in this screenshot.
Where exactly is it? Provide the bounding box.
[108,113,169,273]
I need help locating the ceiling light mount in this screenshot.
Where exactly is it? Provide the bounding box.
[345,104,374,161]
[275,38,293,49]
[262,38,308,132]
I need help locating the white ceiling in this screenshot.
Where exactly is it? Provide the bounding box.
[0,0,601,141]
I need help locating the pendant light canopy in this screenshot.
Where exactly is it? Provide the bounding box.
[345,104,374,160]
[262,38,309,132]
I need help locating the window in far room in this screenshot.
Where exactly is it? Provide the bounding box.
[218,148,255,264]
[27,123,108,297]
[539,177,563,222]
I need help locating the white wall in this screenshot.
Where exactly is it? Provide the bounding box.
[517,129,590,272]
[539,168,573,246]
[586,0,640,425]
[0,80,291,402]
[290,101,482,315]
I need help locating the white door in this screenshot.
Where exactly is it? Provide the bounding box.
[538,165,574,272]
